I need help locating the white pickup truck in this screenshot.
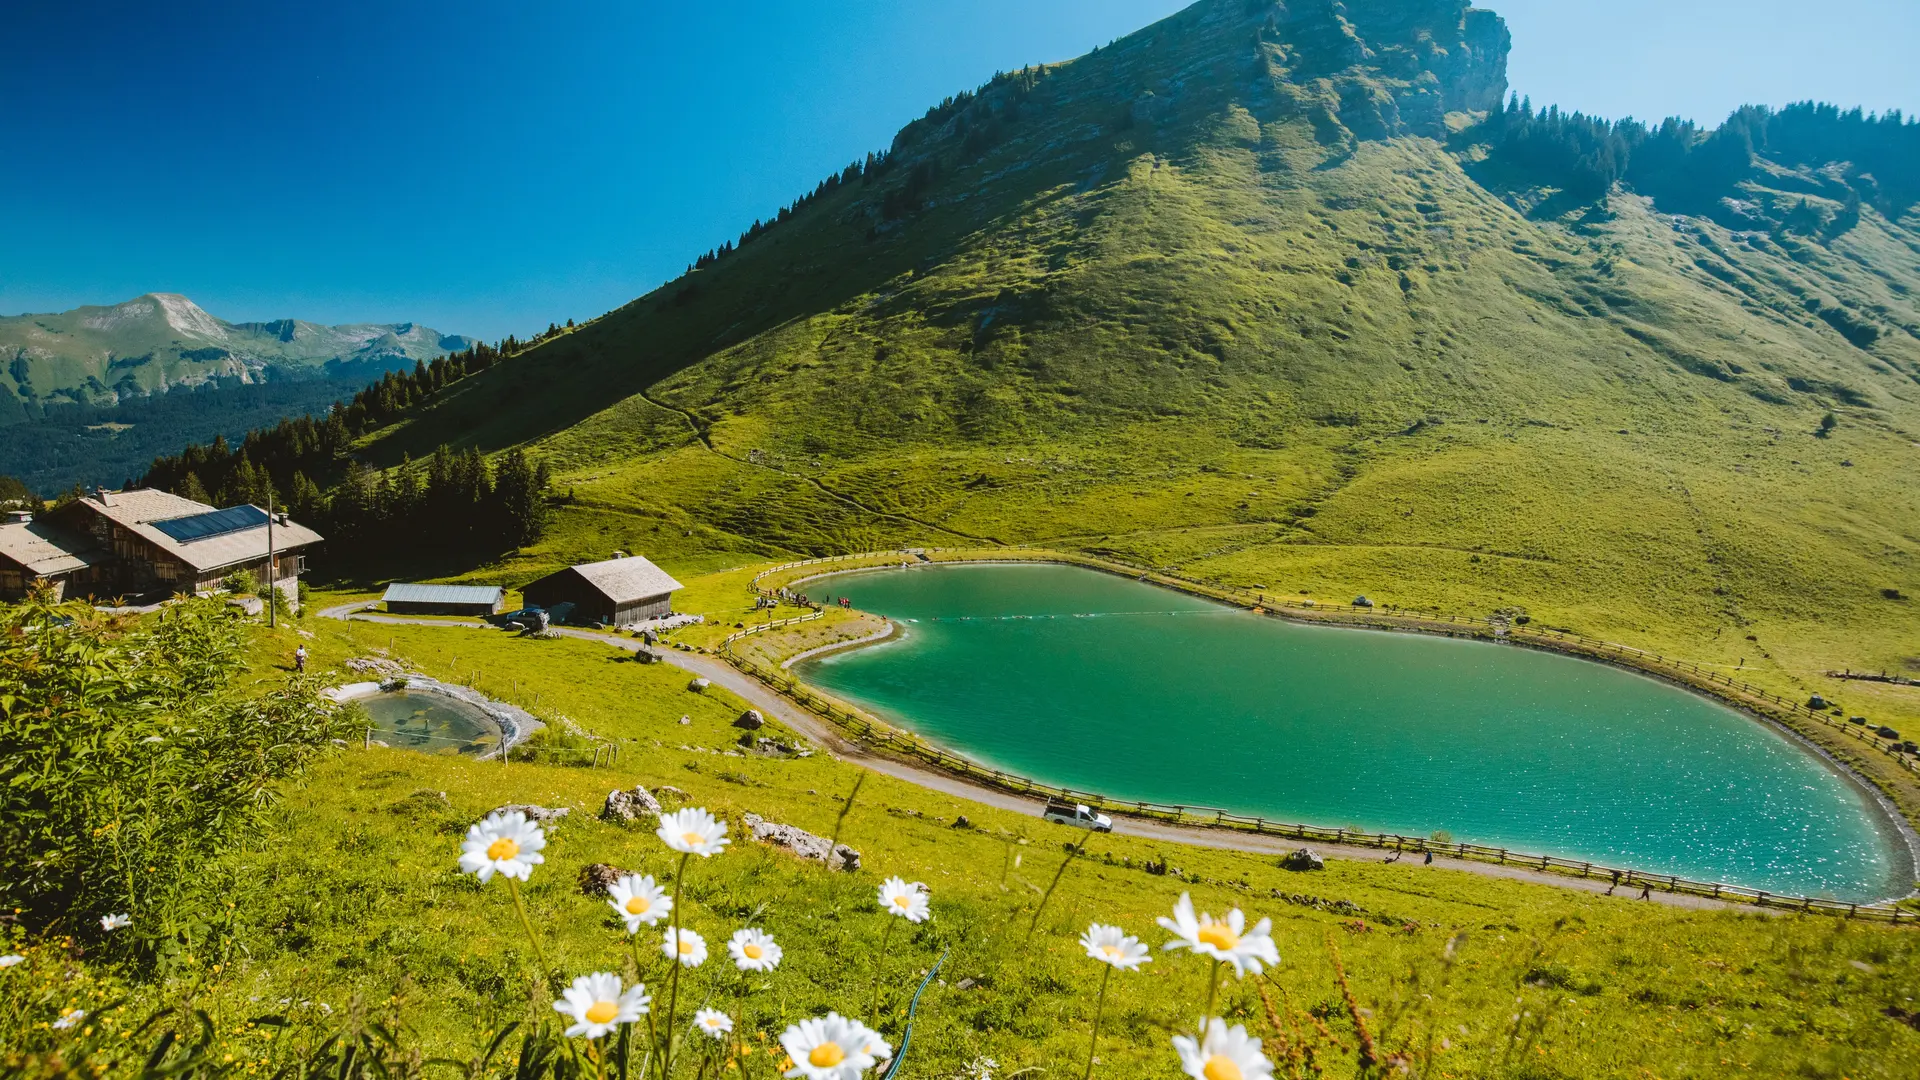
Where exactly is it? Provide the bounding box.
[1042,799,1114,832]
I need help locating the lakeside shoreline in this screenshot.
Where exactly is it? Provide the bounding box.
[758,552,1920,906]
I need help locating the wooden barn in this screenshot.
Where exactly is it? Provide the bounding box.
[521,554,683,626]
[2,489,322,604]
[381,583,505,616]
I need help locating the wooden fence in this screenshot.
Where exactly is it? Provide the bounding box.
[730,549,1920,924]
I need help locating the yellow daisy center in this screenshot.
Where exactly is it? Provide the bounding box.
[678,939,695,955]
[1196,920,1240,951]
[1101,945,1124,958]
[486,837,519,861]
[682,831,704,846]
[585,1001,618,1025]
[743,943,764,959]
[1203,1054,1244,1080]
[625,897,650,915]
[892,895,911,908]
[809,1042,846,1068]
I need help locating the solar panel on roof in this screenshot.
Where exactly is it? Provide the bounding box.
[151,504,270,543]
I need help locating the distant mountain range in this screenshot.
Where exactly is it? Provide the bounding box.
[0,295,472,492]
[0,293,473,424]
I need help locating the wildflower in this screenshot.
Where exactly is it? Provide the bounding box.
[779,1013,877,1079]
[876,876,931,923]
[662,926,708,967]
[1172,1018,1274,1080]
[656,807,730,857]
[0,954,23,968]
[694,1008,734,1041]
[850,1019,893,1061]
[607,874,673,932]
[729,927,783,972]
[457,810,546,883]
[1080,923,1151,971]
[552,972,649,1039]
[100,913,131,932]
[1158,893,1278,977]
[53,1009,87,1031]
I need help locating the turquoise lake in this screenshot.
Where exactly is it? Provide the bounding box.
[798,563,1913,902]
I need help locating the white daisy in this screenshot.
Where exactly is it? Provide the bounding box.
[662,926,708,967]
[876,876,931,923]
[850,1019,893,1061]
[458,810,547,883]
[1,954,24,968]
[552,972,649,1039]
[694,1008,734,1041]
[656,807,730,857]
[1172,1018,1273,1080]
[53,1008,86,1031]
[779,1013,878,1080]
[100,913,130,932]
[1080,923,1152,972]
[1157,893,1279,977]
[728,927,783,972]
[607,874,673,932]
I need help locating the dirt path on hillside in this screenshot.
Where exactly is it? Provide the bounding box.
[319,603,1758,913]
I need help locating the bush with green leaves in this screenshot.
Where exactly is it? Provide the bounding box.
[0,588,354,960]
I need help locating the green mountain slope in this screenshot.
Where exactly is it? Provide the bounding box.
[0,293,473,423]
[164,0,1920,727]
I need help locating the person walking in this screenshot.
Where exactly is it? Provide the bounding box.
[294,644,308,673]
[1639,882,1653,901]
[1606,869,1621,896]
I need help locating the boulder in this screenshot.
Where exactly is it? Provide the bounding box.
[1282,848,1326,872]
[735,709,765,729]
[579,863,630,897]
[741,811,860,871]
[490,803,571,825]
[1808,694,1829,710]
[1353,596,1374,608]
[602,785,664,824]
[688,678,711,693]
[658,785,691,802]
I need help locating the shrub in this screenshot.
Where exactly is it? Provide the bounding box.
[221,568,259,595]
[0,588,355,959]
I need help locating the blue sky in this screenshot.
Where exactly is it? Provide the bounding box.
[3,0,1913,341]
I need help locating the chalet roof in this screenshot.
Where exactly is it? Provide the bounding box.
[562,555,683,604]
[76,489,324,574]
[382,583,504,606]
[0,519,106,577]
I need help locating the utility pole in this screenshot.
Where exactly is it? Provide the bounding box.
[266,488,277,629]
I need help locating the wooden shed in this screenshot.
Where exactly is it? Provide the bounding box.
[381,583,505,616]
[520,555,684,626]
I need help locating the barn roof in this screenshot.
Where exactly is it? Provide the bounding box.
[382,583,505,606]
[73,490,323,574]
[564,555,684,603]
[0,519,106,577]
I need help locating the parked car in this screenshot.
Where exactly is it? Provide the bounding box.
[1042,798,1113,832]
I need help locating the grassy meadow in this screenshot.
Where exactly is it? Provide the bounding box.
[9,611,1920,1079]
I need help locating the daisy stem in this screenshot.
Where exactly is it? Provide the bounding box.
[871,916,898,1025]
[1202,958,1223,1033]
[664,850,692,1077]
[1083,964,1113,1080]
[505,876,551,988]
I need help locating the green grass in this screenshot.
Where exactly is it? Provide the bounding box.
[13,615,1920,1078]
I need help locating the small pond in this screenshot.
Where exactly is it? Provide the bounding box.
[797,563,1915,902]
[359,689,503,756]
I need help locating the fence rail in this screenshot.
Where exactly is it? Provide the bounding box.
[730,550,1920,924]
